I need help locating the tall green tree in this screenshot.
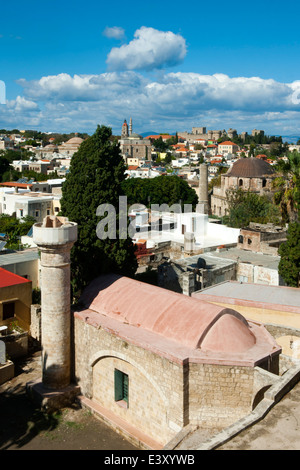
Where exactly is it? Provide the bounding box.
[60,125,137,298]
[0,156,10,181]
[278,221,300,287]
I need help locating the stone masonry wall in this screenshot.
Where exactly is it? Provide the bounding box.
[74,316,263,441]
[74,317,186,445]
[188,362,254,429]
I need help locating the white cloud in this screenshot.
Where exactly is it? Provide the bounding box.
[7,95,39,111]
[17,74,100,101]
[145,73,293,112]
[103,26,125,40]
[106,26,187,71]
[2,71,300,135]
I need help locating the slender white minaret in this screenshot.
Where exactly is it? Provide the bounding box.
[129,117,132,136]
[33,216,77,390]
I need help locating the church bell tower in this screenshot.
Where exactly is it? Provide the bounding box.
[121,119,129,138]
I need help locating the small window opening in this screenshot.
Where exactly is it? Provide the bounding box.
[114,369,129,407]
[3,302,15,320]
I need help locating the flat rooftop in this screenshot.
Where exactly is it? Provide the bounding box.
[173,252,236,270]
[0,249,39,266]
[193,281,300,310]
[207,247,280,270]
[172,246,280,271]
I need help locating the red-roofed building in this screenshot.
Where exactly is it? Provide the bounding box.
[146,134,174,142]
[218,141,239,155]
[0,182,33,190]
[0,268,31,288]
[256,154,268,161]
[0,268,32,332]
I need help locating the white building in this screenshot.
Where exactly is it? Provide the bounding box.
[0,188,61,222]
[171,158,189,168]
[125,167,161,178]
[218,141,239,156]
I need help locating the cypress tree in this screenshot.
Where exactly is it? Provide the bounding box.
[60,125,137,298]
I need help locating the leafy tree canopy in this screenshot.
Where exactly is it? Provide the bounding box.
[0,214,35,248]
[224,188,281,228]
[122,174,198,210]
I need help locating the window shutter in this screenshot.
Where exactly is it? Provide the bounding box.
[114,369,123,401]
[123,373,129,404]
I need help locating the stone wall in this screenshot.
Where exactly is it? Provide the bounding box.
[74,317,186,445]
[238,226,287,255]
[188,363,255,429]
[237,262,279,286]
[158,259,236,294]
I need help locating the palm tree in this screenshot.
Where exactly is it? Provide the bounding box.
[273,151,300,223]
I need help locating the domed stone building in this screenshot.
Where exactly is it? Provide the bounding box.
[74,273,281,448]
[58,136,84,157]
[211,157,276,217]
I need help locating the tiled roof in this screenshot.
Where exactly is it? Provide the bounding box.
[0,267,31,288]
[227,157,275,177]
[218,141,237,146]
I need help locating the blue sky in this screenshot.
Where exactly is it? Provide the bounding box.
[0,0,300,137]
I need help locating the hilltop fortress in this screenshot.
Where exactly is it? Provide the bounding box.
[179,126,264,142]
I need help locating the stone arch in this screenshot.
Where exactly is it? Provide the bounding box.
[89,350,169,408]
[89,350,171,443]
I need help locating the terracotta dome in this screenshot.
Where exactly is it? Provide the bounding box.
[78,274,256,353]
[226,157,275,178]
[65,137,84,145]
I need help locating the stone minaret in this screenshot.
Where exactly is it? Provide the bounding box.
[197,163,209,214]
[33,216,77,390]
[129,117,132,136]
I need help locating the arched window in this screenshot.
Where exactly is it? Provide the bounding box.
[239,179,243,187]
